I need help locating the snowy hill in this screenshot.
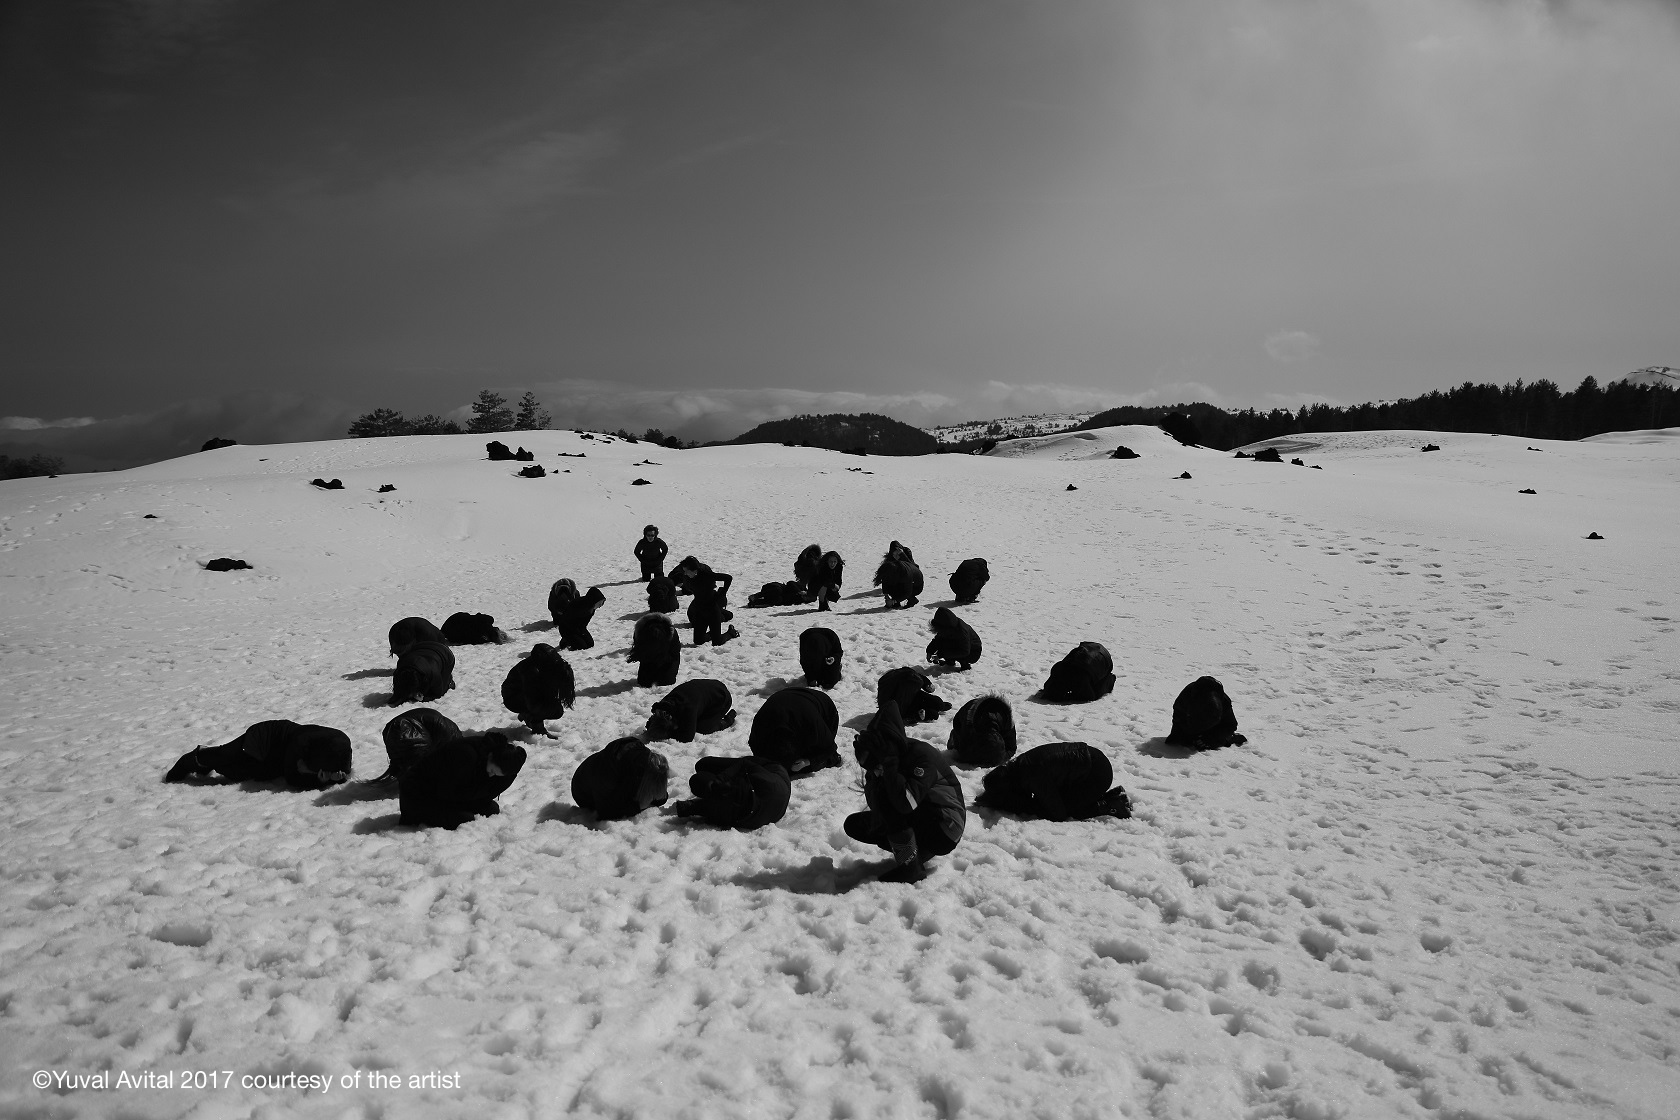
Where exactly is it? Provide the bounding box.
[1621,366,1679,390]
[2,428,1678,1119]
[925,412,1096,445]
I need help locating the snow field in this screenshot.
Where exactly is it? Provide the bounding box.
[1,426,1677,1119]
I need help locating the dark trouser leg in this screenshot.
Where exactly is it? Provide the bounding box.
[843,811,892,850]
[199,743,264,781]
[911,812,960,858]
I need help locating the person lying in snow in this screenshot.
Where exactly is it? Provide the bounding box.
[164,720,352,789]
[844,700,967,883]
[674,756,791,831]
[399,733,527,829]
[748,686,841,776]
[645,678,736,743]
[440,611,505,645]
[973,742,1130,821]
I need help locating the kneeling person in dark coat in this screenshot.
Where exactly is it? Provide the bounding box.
[646,678,736,742]
[845,701,967,883]
[399,733,527,829]
[501,643,575,736]
[676,558,738,646]
[164,720,351,789]
[799,627,843,688]
[441,612,506,645]
[393,640,455,705]
[571,737,670,820]
[675,756,791,831]
[946,695,1016,766]
[874,556,923,610]
[974,742,1130,821]
[377,707,461,783]
[926,607,982,670]
[1165,676,1247,749]
[628,613,683,687]
[947,558,990,604]
[388,616,447,656]
[646,575,679,613]
[556,586,606,650]
[1041,642,1116,703]
[876,667,952,725]
[748,686,841,776]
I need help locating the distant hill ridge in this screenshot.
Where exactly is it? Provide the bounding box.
[727,412,937,455]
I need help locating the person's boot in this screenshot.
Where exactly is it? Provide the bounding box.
[881,859,929,884]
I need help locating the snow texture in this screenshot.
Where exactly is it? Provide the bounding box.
[2,426,1677,1119]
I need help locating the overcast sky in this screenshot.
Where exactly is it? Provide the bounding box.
[4,0,1679,467]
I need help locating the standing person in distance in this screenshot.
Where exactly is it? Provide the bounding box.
[635,525,668,583]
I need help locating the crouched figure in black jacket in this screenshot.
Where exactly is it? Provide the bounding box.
[845,700,966,883]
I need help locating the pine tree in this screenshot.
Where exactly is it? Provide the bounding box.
[467,390,513,433]
[347,408,410,437]
[514,391,551,430]
[408,414,462,435]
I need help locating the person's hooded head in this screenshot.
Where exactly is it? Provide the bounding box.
[853,700,909,771]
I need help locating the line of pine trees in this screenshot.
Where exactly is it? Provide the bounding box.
[1072,376,1680,451]
[348,391,550,437]
[0,453,65,479]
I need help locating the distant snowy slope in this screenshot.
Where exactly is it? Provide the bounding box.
[1620,366,1679,390]
[1,428,1677,1120]
[984,424,1190,461]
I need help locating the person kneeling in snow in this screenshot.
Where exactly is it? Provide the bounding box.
[164,720,352,789]
[645,678,735,743]
[398,732,527,829]
[571,737,670,821]
[748,686,841,776]
[674,756,792,831]
[844,701,967,883]
[973,742,1130,821]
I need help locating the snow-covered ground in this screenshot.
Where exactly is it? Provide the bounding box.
[1,425,1676,1120]
[925,413,1096,445]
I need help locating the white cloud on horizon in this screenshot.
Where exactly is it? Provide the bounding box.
[1,416,97,430]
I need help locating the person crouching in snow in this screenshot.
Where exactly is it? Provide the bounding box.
[844,700,966,883]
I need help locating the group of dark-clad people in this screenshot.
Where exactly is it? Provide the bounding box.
[164,524,1247,884]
